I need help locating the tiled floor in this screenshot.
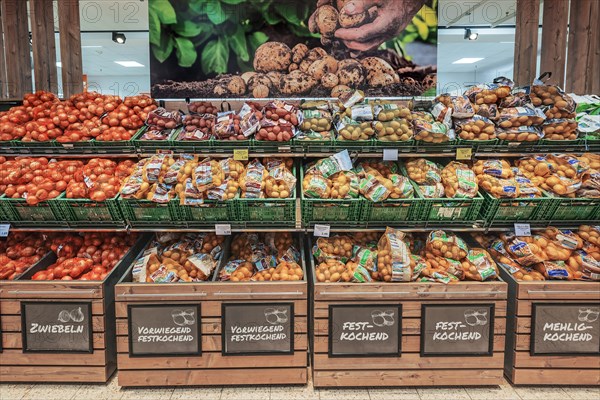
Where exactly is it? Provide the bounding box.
[0,375,598,400]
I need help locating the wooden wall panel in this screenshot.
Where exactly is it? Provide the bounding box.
[540,0,569,87]
[0,0,33,98]
[566,0,599,93]
[514,0,540,86]
[0,4,7,99]
[57,0,83,97]
[30,0,58,93]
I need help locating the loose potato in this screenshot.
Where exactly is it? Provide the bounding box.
[360,57,399,86]
[336,59,365,87]
[253,42,292,72]
[279,70,317,95]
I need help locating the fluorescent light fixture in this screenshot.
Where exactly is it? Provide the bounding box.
[56,62,62,68]
[82,45,103,48]
[464,28,479,40]
[114,61,145,67]
[452,58,484,64]
[500,41,515,44]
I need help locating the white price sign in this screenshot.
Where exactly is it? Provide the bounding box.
[514,223,532,237]
[382,148,398,161]
[0,224,10,237]
[314,224,331,238]
[215,224,232,236]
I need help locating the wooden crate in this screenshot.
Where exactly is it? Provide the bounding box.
[309,249,508,387]
[501,268,600,385]
[115,235,309,387]
[0,235,149,383]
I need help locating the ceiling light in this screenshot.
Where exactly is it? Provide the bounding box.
[452,58,484,64]
[112,32,126,44]
[464,28,479,40]
[114,61,145,67]
[82,45,103,48]
[56,62,62,68]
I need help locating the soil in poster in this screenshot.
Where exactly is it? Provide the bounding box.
[149,0,437,99]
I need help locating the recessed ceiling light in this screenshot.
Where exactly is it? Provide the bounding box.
[82,45,103,48]
[452,58,484,64]
[112,32,126,44]
[114,61,145,67]
[464,28,479,40]
[56,62,62,68]
[500,41,515,44]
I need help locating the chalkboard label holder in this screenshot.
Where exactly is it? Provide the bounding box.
[221,302,295,356]
[420,303,495,358]
[530,302,600,357]
[328,304,402,358]
[21,301,93,354]
[127,303,202,358]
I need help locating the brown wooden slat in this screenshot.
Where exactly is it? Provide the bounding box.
[312,334,505,354]
[57,0,83,97]
[30,0,59,93]
[313,369,503,387]
[0,0,33,97]
[313,317,506,336]
[1,315,105,333]
[566,0,599,93]
[513,351,600,369]
[516,281,600,300]
[0,8,7,98]
[540,0,569,87]
[513,0,540,86]
[1,300,105,315]
[510,368,600,385]
[116,333,308,353]
[314,301,507,318]
[0,349,106,366]
[0,365,111,383]
[116,316,308,336]
[118,351,307,370]
[115,300,307,318]
[591,0,600,94]
[2,332,106,350]
[0,282,104,299]
[514,333,530,351]
[118,367,307,387]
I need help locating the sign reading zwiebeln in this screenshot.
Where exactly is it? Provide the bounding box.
[329,304,402,357]
[222,303,294,355]
[531,303,600,355]
[21,301,92,353]
[128,304,201,357]
[421,304,495,356]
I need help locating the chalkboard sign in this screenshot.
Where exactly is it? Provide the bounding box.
[21,301,92,353]
[531,303,600,356]
[128,304,201,357]
[222,303,294,356]
[329,304,402,357]
[420,304,495,356]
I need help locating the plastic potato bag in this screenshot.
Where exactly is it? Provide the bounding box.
[534,260,572,280]
[377,227,412,282]
[359,173,391,202]
[240,159,265,198]
[302,173,331,198]
[311,150,353,179]
[426,230,469,260]
[405,158,442,185]
[501,233,545,266]
[441,162,478,198]
[465,248,498,281]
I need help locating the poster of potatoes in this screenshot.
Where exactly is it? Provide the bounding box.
[149,0,437,99]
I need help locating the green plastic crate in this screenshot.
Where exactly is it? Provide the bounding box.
[171,136,212,153]
[132,126,178,152]
[300,165,362,227]
[0,140,20,154]
[0,193,66,227]
[546,196,600,222]
[54,140,96,154]
[361,198,422,223]
[93,137,136,153]
[333,138,374,152]
[0,195,13,221]
[58,196,126,228]
[177,198,237,226]
[480,190,553,225]
[118,197,183,228]
[414,184,484,223]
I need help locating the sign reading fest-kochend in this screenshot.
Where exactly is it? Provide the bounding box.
[148,0,437,99]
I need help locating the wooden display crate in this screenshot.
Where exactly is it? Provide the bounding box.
[309,250,508,387]
[0,235,149,383]
[115,235,309,387]
[501,269,600,385]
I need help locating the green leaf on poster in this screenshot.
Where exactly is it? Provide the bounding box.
[174,37,198,67]
[149,0,177,25]
[202,38,229,74]
[230,26,249,62]
[148,9,161,46]
[174,20,209,37]
[274,2,302,26]
[152,35,175,63]
[248,31,269,52]
[221,0,245,4]
[206,1,227,25]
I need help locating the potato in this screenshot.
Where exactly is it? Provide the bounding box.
[336,59,365,87]
[426,230,468,260]
[441,162,478,198]
[542,119,578,140]
[455,116,496,140]
[315,236,354,262]
[374,119,413,141]
[360,57,399,86]
[253,42,292,72]
[405,158,442,185]
[315,259,350,282]
[312,5,339,44]
[279,70,317,95]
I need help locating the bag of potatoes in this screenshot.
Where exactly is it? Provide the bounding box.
[220,260,255,282]
[377,227,412,282]
[465,248,498,281]
[359,173,391,202]
[300,109,332,132]
[534,260,573,280]
[405,158,442,185]
[425,253,466,280]
[579,225,600,247]
[473,159,513,179]
[313,236,354,263]
[501,233,545,266]
[314,259,353,282]
[240,159,266,198]
[477,175,520,198]
[454,115,496,140]
[329,171,359,199]
[426,230,468,260]
[373,102,412,122]
[441,162,478,198]
[568,250,600,280]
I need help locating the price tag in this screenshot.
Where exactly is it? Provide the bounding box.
[233,149,248,161]
[456,148,472,160]
[314,224,330,238]
[215,224,232,236]
[383,148,398,161]
[62,143,74,148]
[0,224,10,237]
[514,223,532,237]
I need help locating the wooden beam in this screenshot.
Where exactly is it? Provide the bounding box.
[57,0,83,97]
[30,0,58,93]
[513,0,540,86]
[539,0,569,87]
[1,0,33,98]
[0,4,7,98]
[566,0,599,93]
